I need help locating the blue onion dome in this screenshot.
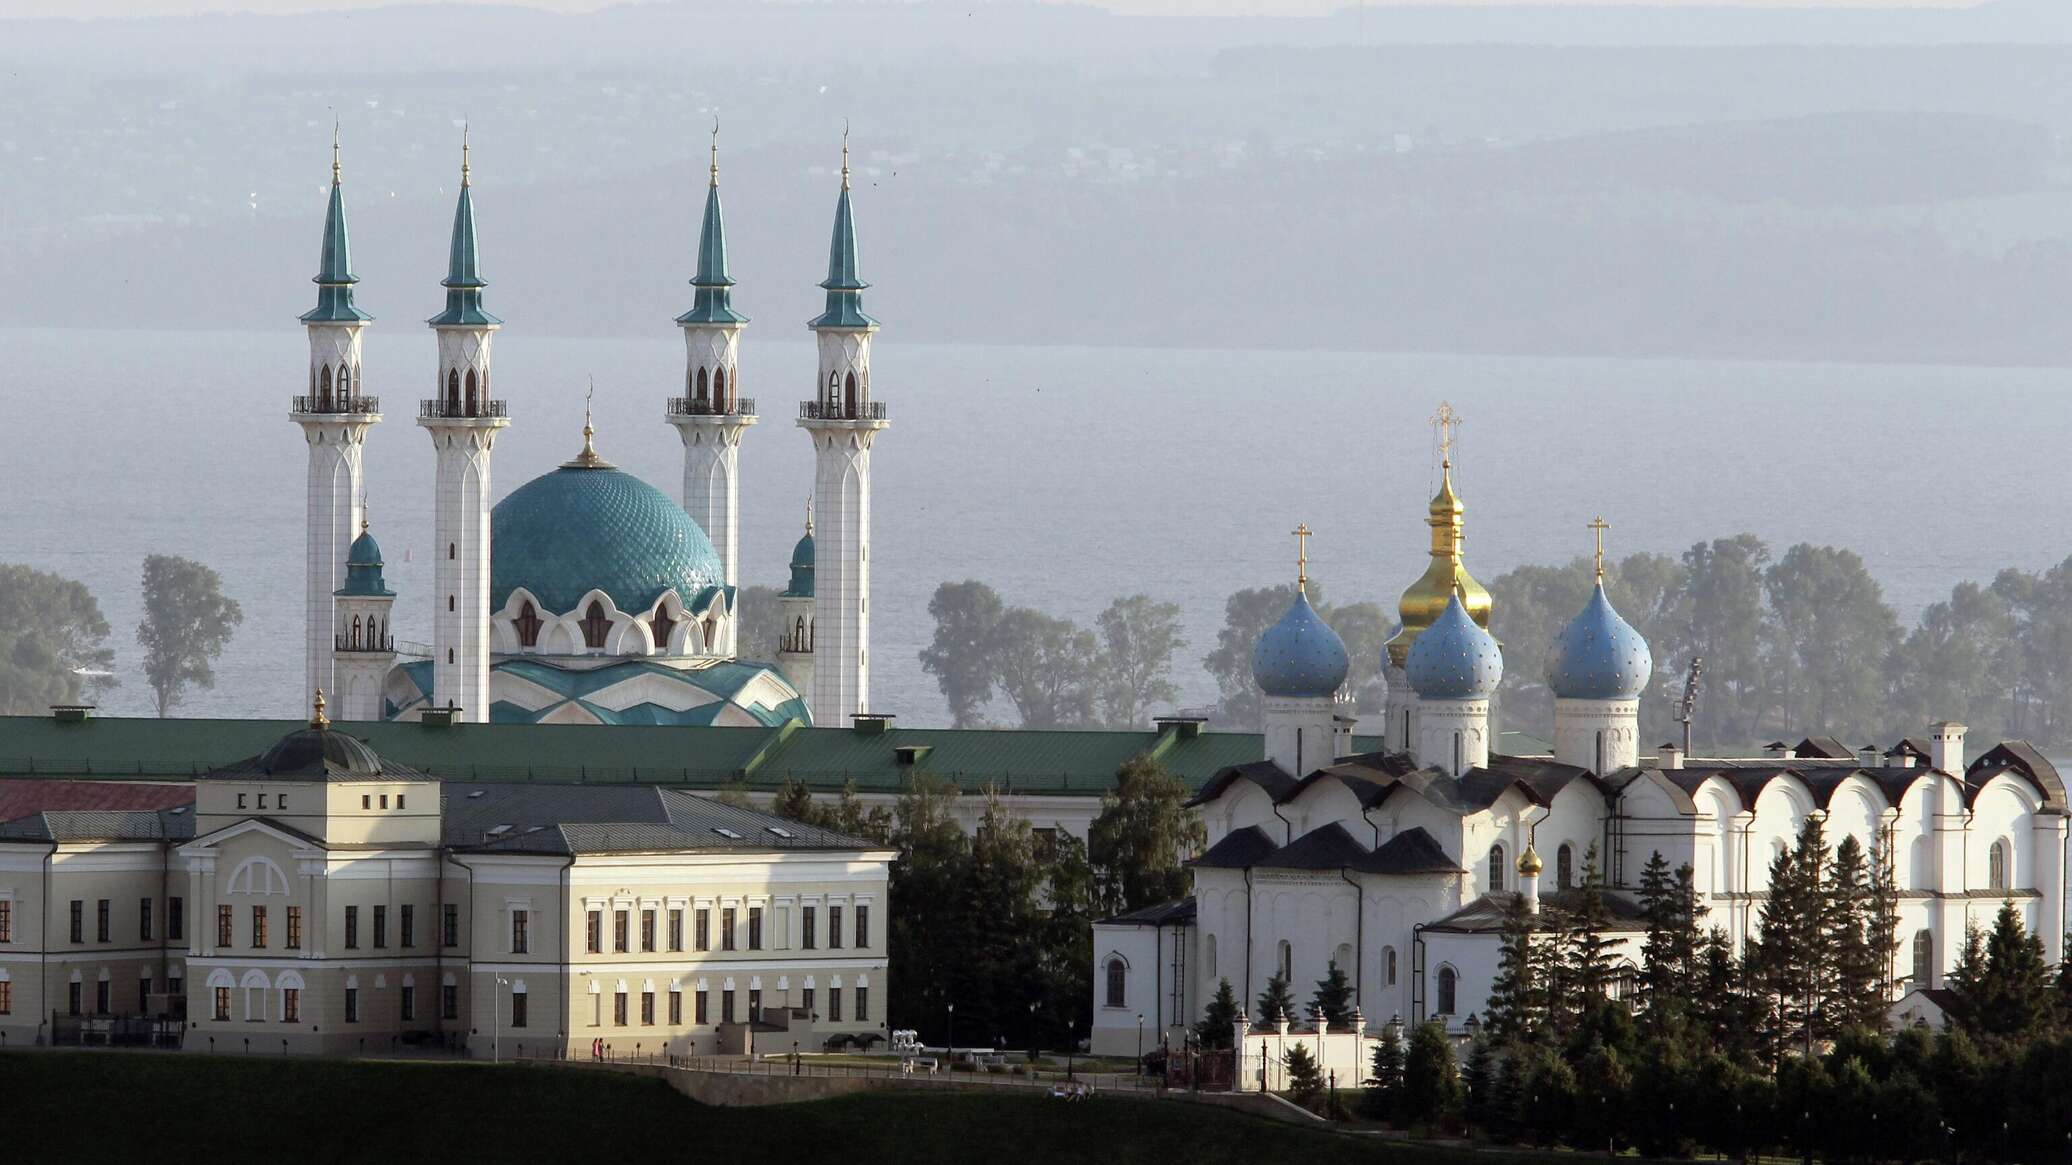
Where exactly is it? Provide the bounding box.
[1406,592,1503,699]
[1252,590,1350,698]
[491,465,724,615]
[1545,581,1653,700]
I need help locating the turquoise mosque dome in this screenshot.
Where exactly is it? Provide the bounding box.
[1252,590,1350,698]
[1545,581,1653,701]
[490,464,724,614]
[1407,593,1503,700]
[784,525,815,598]
[336,526,394,597]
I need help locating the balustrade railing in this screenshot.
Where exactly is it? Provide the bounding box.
[293,395,380,415]
[667,396,757,418]
[419,398,508,419]
[335,633,396,654]
[799,400,887,421]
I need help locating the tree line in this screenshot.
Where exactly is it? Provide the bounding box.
[737,755,1203,1051]
[916,535,2072,751]
[0,556,243,717]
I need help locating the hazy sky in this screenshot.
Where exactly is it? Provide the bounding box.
[4,0,1986,22]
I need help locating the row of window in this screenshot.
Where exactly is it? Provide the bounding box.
[64,897,184,945]
[208,977,462,1025]
[56,973,183,1018]
[590,985,866,1028]
[205,902,455,950]
[1483,838,2027,895]
[580,904,868,956]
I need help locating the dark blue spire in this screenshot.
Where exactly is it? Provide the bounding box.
[427,132,502,328]
[809,137,877,330]
[301,130,372,325]
[676,130,747,327]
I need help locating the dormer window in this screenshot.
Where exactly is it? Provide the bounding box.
[277,796,287,811]
[713,827,743,840]
[256,794,267,809]
[237,794,247,809]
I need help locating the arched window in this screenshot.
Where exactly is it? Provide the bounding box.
[649,607,676,653]
[1453,733,1464,775]
[581,602,611,650]
[446,369,460,411]
[1105,957,1126,1009]
[514,601,542,648]
[695,367,709,407]
[844,371,858,417]
[1557,843,1575,891]
[350,614,361,649]
[1611,962,1639,1001]
[1384,946,1398,987]
[464,369,478,415]
[1989,840,2008,890]
[1488,844,1506,893]
[338,364,351,403]
[1276,940,1292,984]
[703,619,716,652]
[318,364,333,409]
[1436,965,1457,1016]
[1912,929,1933,985]
[1595,730,1607,775]
[792,616,807,650]
[448,543,456,560]
[826,370,840,407]
[714,367,728,410]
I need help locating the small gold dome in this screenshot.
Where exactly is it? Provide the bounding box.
[1517,845,1544,876]
[1386,460,1494,668]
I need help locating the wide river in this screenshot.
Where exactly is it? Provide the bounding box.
[2,327,2065,724]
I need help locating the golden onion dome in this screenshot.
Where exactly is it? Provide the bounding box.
[1386,459,1494,669]
[1517,845,1544,876]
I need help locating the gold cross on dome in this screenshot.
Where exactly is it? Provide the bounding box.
[1292,523,1312,594]
[1430,401,1461,466]
[1589,516,1610,580]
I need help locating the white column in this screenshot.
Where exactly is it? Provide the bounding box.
[294,321,376,704]
[799,328,886,725]
[419,326,506,724]
[669,316,754,653]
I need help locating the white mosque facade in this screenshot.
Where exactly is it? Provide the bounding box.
[292,131,883,731]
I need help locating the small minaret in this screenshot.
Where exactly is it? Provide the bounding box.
[797,130,889,726]
[292,126,380,707]
[417,131,508,724]
[777,499,817,700]
[332,514,397,721]
[667,124,757,633]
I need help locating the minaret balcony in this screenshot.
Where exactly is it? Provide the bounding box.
[419,398,509,421]
[293,394,380,416]
[799,400,887,422]
[667,396,757,419]
[335,632,396,654]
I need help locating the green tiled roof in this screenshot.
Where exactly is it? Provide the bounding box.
[336,529,394,597]
[0,714,1378,798]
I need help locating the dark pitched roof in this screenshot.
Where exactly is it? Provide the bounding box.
[1257,823,1370,870]
[1186,760,1299,808]
[1796,736,1854,760]
[0,807,194,843]
[1354,827,1461,875]
[1191,825,1279,869]
[1970,742,2066,809]
[0,778,194,821]
[1292,752,1421,806]
[1102,896,1197,927]
[1425,888,1648,934]
[449,783,886,855]
[1646,761,1947,813]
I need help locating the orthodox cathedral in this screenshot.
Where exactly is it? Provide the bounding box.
[1091,426,2069,1059]
[293,129,883,730]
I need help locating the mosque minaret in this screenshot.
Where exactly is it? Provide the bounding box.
[798,134,888,725]
[668,125,756,640]
[418,132,508,724]
[291,128,380,705]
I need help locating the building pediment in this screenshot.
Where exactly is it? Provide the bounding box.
[178,815,329,858]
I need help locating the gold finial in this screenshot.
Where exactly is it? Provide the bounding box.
[710,118,720,187]
[805,496,815,537]
[1431,400,1461,471]
[1589,516,1610,581]
[1292,523,1312,595]
[312,689,330,730]
[841,120,851,191]
[331,119,342,184]
[564,377,614,468]
[460,123,471,187]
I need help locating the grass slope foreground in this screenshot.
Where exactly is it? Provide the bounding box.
[0,1052,1525,1164]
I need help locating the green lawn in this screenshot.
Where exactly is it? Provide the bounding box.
[0,1051,1544,1164]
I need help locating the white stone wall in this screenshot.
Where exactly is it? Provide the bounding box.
[1261,696,1339,780]
[1417,698,1489,777]
[1552,697,1640,774]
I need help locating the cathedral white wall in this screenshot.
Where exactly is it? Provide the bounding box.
[1261,696,1339,780]
[1552,697,1639,773]
[1090,923,1188,1057]
[1417,699,1489,777]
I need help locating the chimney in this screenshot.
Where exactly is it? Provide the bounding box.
[1930,722,1968,775]
[1765,741,1795,760]
[1858,744,1880,768]
[1658,743,1684,770]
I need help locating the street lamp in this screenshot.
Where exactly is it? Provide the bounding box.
[946,1001,956,1057]
[1136,1013,1145,1071]
[491,974,509,1063]
[1026,1001,1038,1061]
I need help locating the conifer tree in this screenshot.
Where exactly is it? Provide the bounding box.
[1978,900,2052,1039]
[1563,844,1620,1024]
[2056,935,2072,1026]
[1255,972,1296,1025]
[1826,834,1887,1032]
[1484,896,1544,1044]
[1195,977,1242,1049]
[1461,1036,1496,1130]
[1283,1042,1324,1109]
[1750,816,1833,1056]
[1400,1020,1463,1129]
[1308,961,1354,1028]
[1944,924,1990,1033]
[1637,851,1679,1034]
[1364,1023,1404,1122]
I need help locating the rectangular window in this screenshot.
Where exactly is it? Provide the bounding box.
[512,992,528,1029]
[695,908,710,952]
[237,793,247,810]
[802,906,816,950]
[361,795,370,810]
[344,905,359,949]
[856,985,869,1022]
[614,991,628,1026]
[251,905,267,949]
[613,910,629,953]
[722,989,735,1024]
[95,979,110,1015]
[400,904,415,948]
[286,905,303,950]
[641,909,656,953]
[168,897,183,942]
[379,794,388,809]
[802,987,815,1017]
[168,974,182,1000]
[97,899,110,943]
[668,908,683,951]
[511,909,529,954]
[0,980,12,1014]
[829,987,843,1023]
[216,904,233,948]
[721,908,737,951]
[443,904,460,948]
[137,976,149,1013]
[695,990,709,1025]
[373,905,387,948]
[586,910,602,953]
[829,906,843,950]
[139,897,153,942]
[401,985,416,1022]
[775,905,790,950]
[0,899,11,942]
[278,795,287,811]
[668,990,682,1025]
[748,906,763,951]
[397,795,406,810]
[344,988,359,1023]
[283,989,300,1023]
[213,986,230,1021]
[640,991,655,1026]
[69,900,83,944]
[856,905,870,949]
[748,988,762,1021]
[442,984,459,1021]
